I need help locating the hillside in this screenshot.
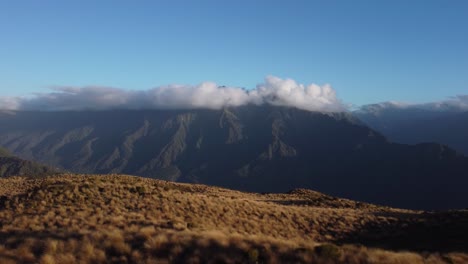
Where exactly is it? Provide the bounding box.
[1,106,468,209]
[0,146,58,178]
[0,174,467,264]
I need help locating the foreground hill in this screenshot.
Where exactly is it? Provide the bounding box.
[0,146,57,178]
[0,174,467,264]
[1,106,468,209]
[355,104,468,156]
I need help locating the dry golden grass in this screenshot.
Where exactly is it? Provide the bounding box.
[0,174,466,263]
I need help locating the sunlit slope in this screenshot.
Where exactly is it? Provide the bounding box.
[0,174,467,263]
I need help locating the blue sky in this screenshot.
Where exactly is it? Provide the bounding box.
[0,0,467,106]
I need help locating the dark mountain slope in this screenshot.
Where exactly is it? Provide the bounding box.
[0,146,58,178]
[355,104,468,156]
[0,106,467,209]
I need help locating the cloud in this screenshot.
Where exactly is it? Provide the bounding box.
[0,96,21,111]
[0,76,346,112]
[427,95,468,111]
[359,95,468,113]
[252,76,345,112]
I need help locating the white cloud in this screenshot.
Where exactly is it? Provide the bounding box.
[252,76,345,112]
[0,96,21,110]
[360,95,468,113]
[428,95,468,111]
[0,76,346,112]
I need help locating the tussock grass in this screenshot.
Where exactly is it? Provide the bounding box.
[0,174,466,263]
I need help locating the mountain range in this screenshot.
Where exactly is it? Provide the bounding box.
[1,106,467,209]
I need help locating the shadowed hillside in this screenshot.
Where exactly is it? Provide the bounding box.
[1,106,468,209]
[0,146,58,178]
[0,174,467,263]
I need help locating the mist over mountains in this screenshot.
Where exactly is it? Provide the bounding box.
[356,100,468,156]
[1,105,468,210]
[0,76,345,112]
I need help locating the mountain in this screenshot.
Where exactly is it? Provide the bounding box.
[355,103,468,156]
[0,174,466,263]
[0,106,468,209]
[0,146,58,178]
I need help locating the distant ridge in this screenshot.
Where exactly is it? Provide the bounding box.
[355,105,468,156]
[0,146,58,177]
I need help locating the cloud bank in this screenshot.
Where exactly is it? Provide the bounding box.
[359,95,468,113]
[0,76,346,112]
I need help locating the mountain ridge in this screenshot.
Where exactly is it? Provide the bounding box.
[0,146,58,178]
[1,106,467,209]
[355,104,468,156]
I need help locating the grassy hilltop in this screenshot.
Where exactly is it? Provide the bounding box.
[0,174,467,263]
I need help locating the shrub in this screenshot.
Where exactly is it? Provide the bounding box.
[248,248,259,263]
[136,186,146,195]
[129,186,146,195]
[441,255,454,264]
[315,243,341,260]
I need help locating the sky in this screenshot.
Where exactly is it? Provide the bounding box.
[0,0,467,108]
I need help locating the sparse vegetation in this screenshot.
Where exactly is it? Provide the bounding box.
[0,174,466,263]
